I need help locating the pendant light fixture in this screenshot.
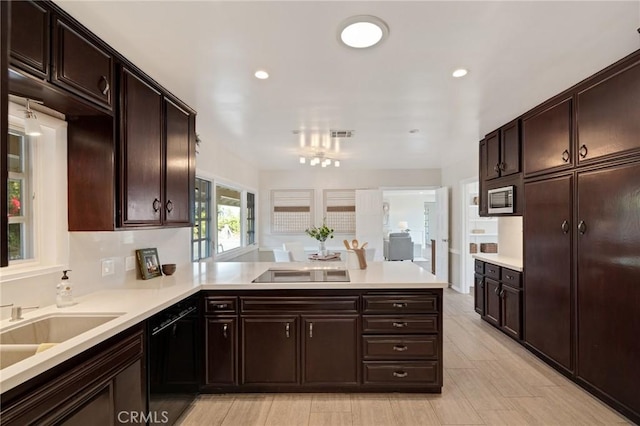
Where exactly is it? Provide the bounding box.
[24,99,42,136]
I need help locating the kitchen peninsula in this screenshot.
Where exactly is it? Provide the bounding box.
[0,262,446,424]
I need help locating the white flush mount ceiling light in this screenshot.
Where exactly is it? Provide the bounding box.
[254,70,269,79]
[452,68,468,78]
[338,15,389,49]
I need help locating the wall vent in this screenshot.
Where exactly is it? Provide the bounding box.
[330,130,354,138]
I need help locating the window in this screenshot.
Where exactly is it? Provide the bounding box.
[2,101,68,280]
[192,177,212,261]
[246,192,255,245]
[216,184,241,253]
[7,129,33,261]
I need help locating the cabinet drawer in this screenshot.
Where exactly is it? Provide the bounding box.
[362,315,438,334]
[363,362,440,385]
[363,335,438,360]
[205,297,237,314]
[241,297,358,313]
[474,260,485,275]
[501,268,522,288]
[484,263,500,280]
[363,295,438,313]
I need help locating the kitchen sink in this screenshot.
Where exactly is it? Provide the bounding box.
[0,313,121,345]
[0,344,39,369]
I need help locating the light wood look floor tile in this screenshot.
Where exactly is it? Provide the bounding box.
[176,289,632,426]
[310,393,352,412]
[309,412,353,426]
[264,393,312,426]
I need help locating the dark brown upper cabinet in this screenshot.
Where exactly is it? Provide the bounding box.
[120,68,163,227]
[522,97,573,177]
[482,120,521,181]
[576,57,640,165]
[164,98,194,226]
[52,17,113,111]
[9,0,50,79]
[119,67,194,228]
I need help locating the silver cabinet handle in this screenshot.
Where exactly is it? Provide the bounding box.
[166,199,174,213]
[579,144,588,158]
[561,220,570,234]
[309,322,313,338]
[393,371,408,378]
[223,323,228,339]
[392,302,407,308]
[562,149,570,163]
[100,75,110,95]
[152,198,161,212]
[578,220,587,235]
[393,345,408,352]
[285,322,290,338]
[392,322,407,328]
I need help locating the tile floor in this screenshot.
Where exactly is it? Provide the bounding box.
[178,289,630,425]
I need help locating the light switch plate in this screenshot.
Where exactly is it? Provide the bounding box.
[125,256,135,271]
[102,259,115,277]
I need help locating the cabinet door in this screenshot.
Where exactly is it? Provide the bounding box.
[120,68,163,226]
[206,317,236,385]
[577,162,640,415]
[478,139,489,216]
[524,176,572,371]
[500,285,521,340]
[577,59,640,164]
[58,383,113,426]
[522,97,573,177]
[241,316,298,385]
[483,278,501,327]
[302,316,358,385]
[52,18,113,109]
[474,274,485,315]
[500,119,520,176]
[164,98,192,225]
[9,0,49,78]
[484,130,501,180]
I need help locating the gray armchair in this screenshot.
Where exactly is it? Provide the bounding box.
[383,233,414,261]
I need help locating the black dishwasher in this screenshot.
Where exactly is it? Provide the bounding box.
[147,295,200,425]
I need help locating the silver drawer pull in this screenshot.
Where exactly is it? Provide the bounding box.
[392,322,407,328]
[392,302,407,308]
[215,303,228,309]
[393,371,408,378]
[506,275,514,280]
[393,345,408,352]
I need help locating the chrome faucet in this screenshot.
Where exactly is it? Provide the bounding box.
[10,305,39,321]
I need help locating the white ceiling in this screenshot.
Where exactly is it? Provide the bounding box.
[55,1,640,171]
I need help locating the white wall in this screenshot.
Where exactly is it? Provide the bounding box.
[441,154,479,288]
[258,168,441,251]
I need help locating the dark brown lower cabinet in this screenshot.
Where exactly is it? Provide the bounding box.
[205,317,237,385]
[302,316,358,385]
[0,326,145,426]
[473,273,485,315]
[500,284,521,340]
[484,278,501,327]
[241,316,299,385]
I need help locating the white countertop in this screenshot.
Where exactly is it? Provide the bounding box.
[472,253,523,271]
[0,261,446,393]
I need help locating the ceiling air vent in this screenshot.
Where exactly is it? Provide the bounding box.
[330,130,354,138]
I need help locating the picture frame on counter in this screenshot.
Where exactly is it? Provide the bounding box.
[136,248,162,279]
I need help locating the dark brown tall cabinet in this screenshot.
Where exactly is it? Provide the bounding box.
[521,50,640,423]
[523,176,573,372]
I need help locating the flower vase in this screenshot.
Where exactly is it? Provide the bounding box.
[319,241,328,257]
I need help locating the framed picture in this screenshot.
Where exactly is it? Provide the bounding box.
[136,248,162,280]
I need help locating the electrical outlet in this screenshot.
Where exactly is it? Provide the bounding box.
[102,259,115,277]
[125,256,135,271]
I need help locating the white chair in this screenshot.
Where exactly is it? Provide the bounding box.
[283,242,307,261]
[273,248,293,262]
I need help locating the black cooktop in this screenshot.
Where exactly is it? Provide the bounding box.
[252,268,350,283]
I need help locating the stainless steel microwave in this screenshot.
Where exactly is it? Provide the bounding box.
[488,186,514,214]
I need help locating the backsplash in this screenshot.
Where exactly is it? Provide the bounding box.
[497,217,523,259]
[0,228,191,320]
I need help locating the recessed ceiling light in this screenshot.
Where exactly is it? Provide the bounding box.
[254,70,269,79]
[409,129,420,134]
[338,15,389,49]
[452,68,468,78]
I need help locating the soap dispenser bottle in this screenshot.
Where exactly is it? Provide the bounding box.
[56,270,76,307]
